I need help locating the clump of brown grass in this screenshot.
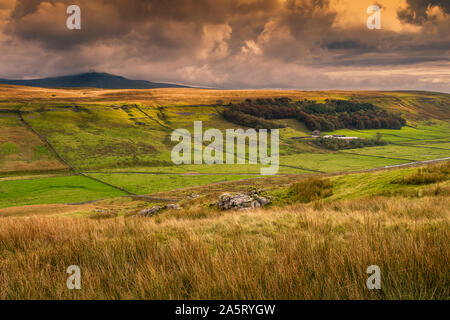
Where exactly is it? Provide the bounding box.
[89,210,118,220]
[0,195,448,300]
[285,177,333,203]
[394,162,450,185]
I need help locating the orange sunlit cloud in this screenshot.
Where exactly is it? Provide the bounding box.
[0,0,448,92]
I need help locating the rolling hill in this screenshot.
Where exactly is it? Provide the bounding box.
[0,86,448,300]
[0,87,448,208]
[0,72,190,89]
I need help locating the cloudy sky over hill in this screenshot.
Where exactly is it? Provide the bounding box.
[0,0,449,91]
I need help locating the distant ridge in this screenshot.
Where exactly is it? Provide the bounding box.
[0,72,190,89]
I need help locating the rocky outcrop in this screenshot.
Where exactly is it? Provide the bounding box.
[165,204,181,210]
[140,205,163,217]
[216,190,271,211]
[140,191,270,216]
[140,204,180,217]
[186,193,199,200]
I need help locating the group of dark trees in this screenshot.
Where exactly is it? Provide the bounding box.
[312,136,388,151]
[222,98,406,131]
[297,110,405,131]
[222,110,283,130]
[296,99,405,131]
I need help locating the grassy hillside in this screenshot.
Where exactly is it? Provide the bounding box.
[0,162,448,299]
[0,86,447,208]
[0,87,447,300]
[2,161,448,218]
[0,112,68,174]
[1,87,449,120]
[85,173,261,195]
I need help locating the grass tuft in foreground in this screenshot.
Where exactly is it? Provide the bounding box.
[0,195,448,299]
[393,162,450,185]
[281,177,333,203]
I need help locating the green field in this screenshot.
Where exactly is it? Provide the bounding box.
[0,175,126,208]
[87,173,261,195]
[323,121,450,143]
[280,153,409,173]
[340,144,449,161]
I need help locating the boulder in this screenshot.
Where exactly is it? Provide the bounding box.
[140,204,181,217]
[166,204,180,210]
[140,205,163,217]
[254,195,271,206]
[186,193,199,200]
[216,192,271,211]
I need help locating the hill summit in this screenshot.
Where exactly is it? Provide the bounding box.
[0,72,190,89]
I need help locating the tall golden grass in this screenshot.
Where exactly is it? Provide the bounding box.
[394,161,450,185]
[0,196,448,300]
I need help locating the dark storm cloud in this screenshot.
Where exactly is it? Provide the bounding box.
[0,0,449,91]
[5,0,447,63]
[325,40,376,54]
[5,0,278,50]
[3,0,339,66]
[398,0,450,25]
[317,24,450,67]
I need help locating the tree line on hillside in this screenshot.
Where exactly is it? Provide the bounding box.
[222,109,283,130]
[311,134,388,151]
[221,98,406,131]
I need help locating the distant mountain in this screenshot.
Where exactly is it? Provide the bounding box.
[0,72,190,89]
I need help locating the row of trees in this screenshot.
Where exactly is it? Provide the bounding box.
[297,111,406,131]
[229,103,298,119]
[311,136,388,151]
[296,99,376,114]
[223,99,406,131]
[222,110,283,130]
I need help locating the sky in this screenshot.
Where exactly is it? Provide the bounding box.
[0,0,449,92]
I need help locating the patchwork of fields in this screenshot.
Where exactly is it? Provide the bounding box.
[0,86,448,300]
[0,87,448,209]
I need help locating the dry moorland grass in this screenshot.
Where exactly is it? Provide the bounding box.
[0,196,448,300]
[0,203,94,218]
[0,124,67,173]
[1,85,448,120]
